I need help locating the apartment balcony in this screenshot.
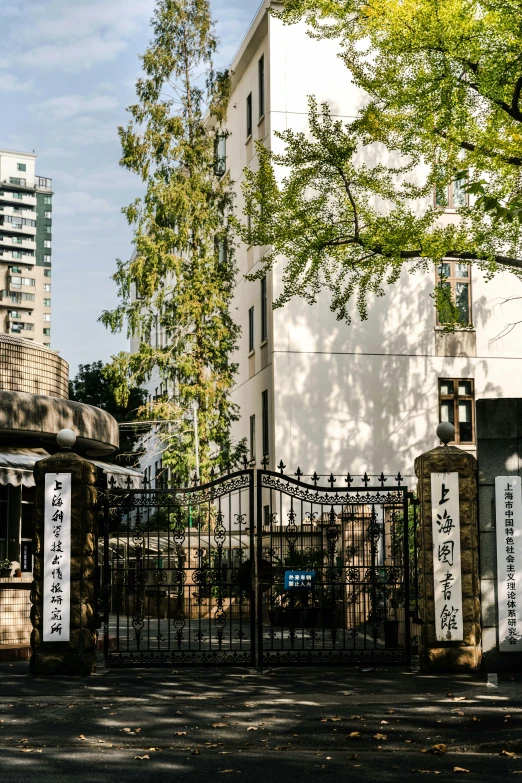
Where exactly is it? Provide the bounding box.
[0,189,36,206]
[0,221,36,238]
[0,204,36,220]
[0,175,52,193]
[0,235,36,252]
[0,290,35,309]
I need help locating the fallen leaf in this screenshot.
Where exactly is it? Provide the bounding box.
[247,727,258,731]
[122,728,132,733]
[430,744,447,755]
[381,720,389,725]
[219,771,239,775]
[212,723,228,728]
[135,728,142,733]
[386,709,395,715]
[453,768,470,774]
[500,750,516,757]
[373,733,387,741]
[349,732,361,739]
[175,732,187,736]
[78,735,87,741]
[191,750,200,755]
[135,755,150,761]
[351,715,362,720]
[275,746,288,751]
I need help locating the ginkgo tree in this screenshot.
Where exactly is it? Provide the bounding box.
[238,0,522,327]
[101,0,246,484]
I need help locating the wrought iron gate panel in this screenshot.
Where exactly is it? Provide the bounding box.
[257,470,411,666]
[102,470,255,666]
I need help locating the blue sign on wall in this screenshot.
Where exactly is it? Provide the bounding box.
[284,570,316,589]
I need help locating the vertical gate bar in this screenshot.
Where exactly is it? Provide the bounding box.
[255,470,263,668]
[413,497,420,621]
[403,488,411,666]
[103,497,110,666]
[249,471,255,666]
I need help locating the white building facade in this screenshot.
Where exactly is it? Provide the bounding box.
[0,150,53,347]
[223,4,522,485]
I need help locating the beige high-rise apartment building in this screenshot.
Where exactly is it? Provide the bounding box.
[0,149,52,347]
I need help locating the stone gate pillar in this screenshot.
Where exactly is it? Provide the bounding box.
[30,436,98,676]
[415,437,481,671]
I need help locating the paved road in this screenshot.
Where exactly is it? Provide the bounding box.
[0,659,521,782]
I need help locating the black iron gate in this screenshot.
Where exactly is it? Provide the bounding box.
[101,468,415,667]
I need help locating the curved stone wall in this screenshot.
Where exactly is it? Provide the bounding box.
[0,391,119,457]
[0,334,69,399]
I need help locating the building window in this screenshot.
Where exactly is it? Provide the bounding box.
[248,306,255,352]
[44,211,52,219]
[43,313,51,321]
[44,195,52,205]
[214,134,226,178]
[43,328,51,336]
[12,237,22,244]
[13,193,22,200]
[17,163,26,172]
[44,226,51,234]
[262,389,269,456]
[9,177,25,186]
[43,298,51,307]
[250,415,256,461]
[439,379,475,444]
[261,275,267,342]
[44,269,51,277]
[246,92,253,138]
[435,174,468,209]
[259,55,265,119]
[43,283,51,292]
[436,261,471,326]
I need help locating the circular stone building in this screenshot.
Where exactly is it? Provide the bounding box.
[0,336,141,647]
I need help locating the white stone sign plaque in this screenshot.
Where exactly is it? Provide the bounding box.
[495,476,522,651]
[431,472,463,642]
[43,473,71,642]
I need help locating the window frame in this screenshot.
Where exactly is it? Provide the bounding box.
[249,414,256,462]
[248,306,255,353]
[435,260,472,327]
[435,175,469,209]
[261,275,267,343]
[258,55,265,119]
[438,378,475,445]
[17,163,27,172]
[262,389,269,457]
[246,92,253,138]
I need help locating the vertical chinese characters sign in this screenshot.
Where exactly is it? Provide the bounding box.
[431,472,463,642]
[495,476,522,651]
[43,473,71,642]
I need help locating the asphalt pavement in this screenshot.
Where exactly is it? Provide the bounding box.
[1,657,521,782]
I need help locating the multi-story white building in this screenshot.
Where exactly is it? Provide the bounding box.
[222,3,522,484]
[0,150,53,347]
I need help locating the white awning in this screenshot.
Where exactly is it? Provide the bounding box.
[0,447,143,488]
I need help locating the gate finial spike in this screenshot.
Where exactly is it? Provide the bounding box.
[210,466,215,478]
[328,473,336,488]
[295,466,303,481]
[278,459,286,474]
[242,454,248,470]
[378,472,387,487]
[261,455,269,469]
[363,472,370,487]
[193,471,199,486]
[312,471,319,487]
[345,473,353,486]
[395,471,403,486]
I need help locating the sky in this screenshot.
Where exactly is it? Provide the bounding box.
[1,0,263,377]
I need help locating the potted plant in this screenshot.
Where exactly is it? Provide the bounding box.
[0,558,12,578]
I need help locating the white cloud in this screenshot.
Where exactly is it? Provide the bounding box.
[54,190,115,217]
[30,93,118,121]
[9,0,156,72]
[0,74,34,93]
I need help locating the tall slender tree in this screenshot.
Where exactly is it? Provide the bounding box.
[101,0,245,485]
